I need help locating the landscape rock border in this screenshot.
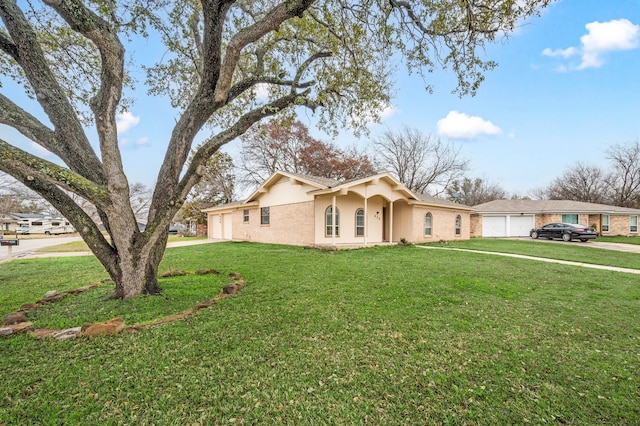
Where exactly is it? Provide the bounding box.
[0,271,245,339]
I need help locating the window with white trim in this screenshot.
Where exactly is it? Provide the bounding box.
[325,206,339,237]
[602,215,609,232]
[243,209,250,223]
[424,212,433,236]
[355,209,365,237]
[561,214,579,224]
[455,215,461,235]
[631,215,638,233]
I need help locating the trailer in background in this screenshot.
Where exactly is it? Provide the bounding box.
[14,214,76,235]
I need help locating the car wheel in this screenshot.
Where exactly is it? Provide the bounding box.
[44,231,51,235]
[562,233,571,242]
[580,238,588,242]
[530,231,538,239]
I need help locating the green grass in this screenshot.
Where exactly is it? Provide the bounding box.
[597,235,640,245]
[423,238,640,270]
[1,242,639,424]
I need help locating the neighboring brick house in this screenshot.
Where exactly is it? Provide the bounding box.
[203,171,473,247]
[471,199,640,237]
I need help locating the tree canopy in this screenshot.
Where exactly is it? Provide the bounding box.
[0,0,551,298]
[239,117,375,186]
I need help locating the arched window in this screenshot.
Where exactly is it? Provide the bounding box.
[355,209,365,236]
[325,206,340,237]
[455,215,461,235]
[424,212,433,236]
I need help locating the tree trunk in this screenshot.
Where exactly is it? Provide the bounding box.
[107,234,167,299]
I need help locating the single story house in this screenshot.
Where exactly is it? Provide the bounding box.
[0,214,19,232]
[203,171,473,247]
[471,199,640,237]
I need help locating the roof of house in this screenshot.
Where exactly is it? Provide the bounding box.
[10,213,65,219]
[472,199,640,214]
[415,193,473,210]
[203,170,474,212]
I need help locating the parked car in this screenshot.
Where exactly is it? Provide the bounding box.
[168,224,187,235]
[530,223,597,242]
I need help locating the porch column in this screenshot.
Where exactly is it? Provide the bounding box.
[364,196,368,245]
[389,201,394,243]
[332,195,337,246]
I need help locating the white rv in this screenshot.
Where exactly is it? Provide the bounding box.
[14,215,76,235]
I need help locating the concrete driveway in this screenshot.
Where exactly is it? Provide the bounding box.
[420,238,640,275]
[512,237,640,253]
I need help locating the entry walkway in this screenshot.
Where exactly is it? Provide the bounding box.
[417,245,640,275]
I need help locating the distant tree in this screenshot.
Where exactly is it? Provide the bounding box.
[539,163,611,204]
[373,126,468,195]
[178,151,235,224]
[239,118,376,186]
[606,141,640,208]
[446,177,507,206]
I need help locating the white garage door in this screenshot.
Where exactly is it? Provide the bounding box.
[211,214,222,239]
[222,213,233,240]
[483,216,507,237]
[509,215,534,237]
[482,215,534,237]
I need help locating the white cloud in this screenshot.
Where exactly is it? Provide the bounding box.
[542,47,578,58]
[579,19,640,68]
[116,111,140,134]
[119,137,150,148]
[436,111,501,139]
[542,19,640,70]
[351,102,396,127]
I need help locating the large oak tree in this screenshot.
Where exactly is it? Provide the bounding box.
[0,0,550,298]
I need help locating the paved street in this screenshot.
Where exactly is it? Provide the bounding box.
[0,236,83,262]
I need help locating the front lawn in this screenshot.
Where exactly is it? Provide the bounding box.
[596,235,640,245]
[1,242,639,424]
[424,238,640,270]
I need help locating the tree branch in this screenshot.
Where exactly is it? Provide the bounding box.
[44,0,127,190]
[0,139,110,207]
[0,0,105,184]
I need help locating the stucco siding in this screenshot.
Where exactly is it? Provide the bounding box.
[314,194,386,244]
[258,177,316,206]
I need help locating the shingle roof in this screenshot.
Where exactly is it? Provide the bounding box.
[472,199,640,214]
[416,193,472,209]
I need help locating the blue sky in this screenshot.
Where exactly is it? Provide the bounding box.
[3,0,640,198]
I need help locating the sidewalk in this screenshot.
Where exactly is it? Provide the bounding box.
[418,245,640,275]
[18,238,218,260]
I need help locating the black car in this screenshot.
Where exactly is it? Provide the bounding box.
[530,223,597,242]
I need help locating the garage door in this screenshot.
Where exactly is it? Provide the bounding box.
[482,216,507,237]
[211,214,222,239]
[482,215,534,237]
[222,213,233,240]
[509,215,534,237]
